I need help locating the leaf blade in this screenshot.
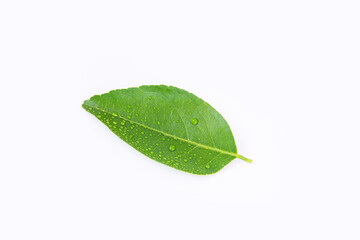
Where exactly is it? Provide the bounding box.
[82,85,250,174]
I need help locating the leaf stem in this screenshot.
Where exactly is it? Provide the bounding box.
[236,154,253,163]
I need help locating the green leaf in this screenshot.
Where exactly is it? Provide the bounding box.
[82,85,252,175]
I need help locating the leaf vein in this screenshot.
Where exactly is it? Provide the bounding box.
[85,104,239,158]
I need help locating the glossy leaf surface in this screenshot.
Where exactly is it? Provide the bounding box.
[82,85,251,175]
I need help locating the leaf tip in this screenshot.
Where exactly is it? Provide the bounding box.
[81,101,88,110]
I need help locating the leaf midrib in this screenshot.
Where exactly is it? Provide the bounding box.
[84,103,239,158]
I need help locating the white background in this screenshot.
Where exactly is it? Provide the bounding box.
[1,1,359,239]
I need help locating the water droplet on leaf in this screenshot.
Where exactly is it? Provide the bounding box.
[168,145,176,151]
[191,118,198,125]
